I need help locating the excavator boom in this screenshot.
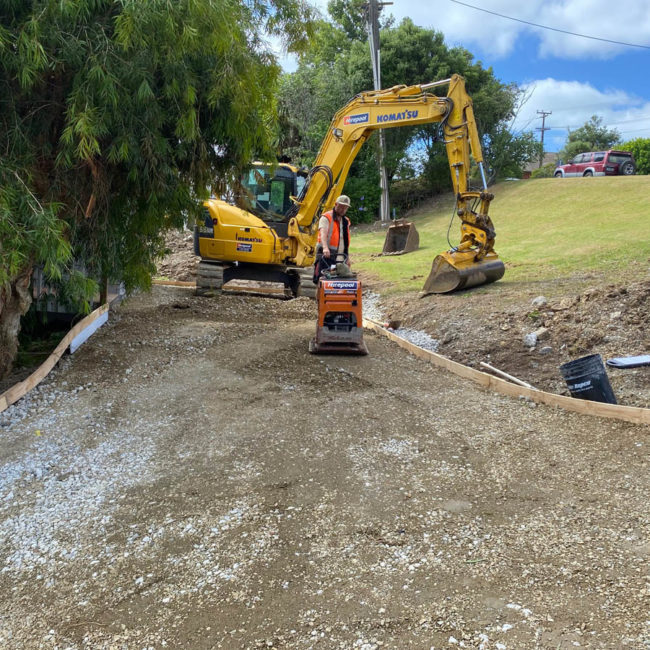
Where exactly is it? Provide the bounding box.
[195,74,504,296]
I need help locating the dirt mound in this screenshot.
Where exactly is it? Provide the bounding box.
[382,275,650,409]
[156,228,199,282]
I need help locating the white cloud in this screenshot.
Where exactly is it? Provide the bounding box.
[290,0,650,151]
[512,78,650,151]
[381,0,650,60]
[538,2,650,58]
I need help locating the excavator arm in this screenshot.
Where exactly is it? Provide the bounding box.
[287,74,502,291]
[195,74,504,296]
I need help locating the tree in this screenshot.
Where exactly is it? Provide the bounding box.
[619,138,650,175]
[327,0,393,41]
[482,128,542,181]
[0,0,314,379]
[278,14,520,220]
[560,116,620,161]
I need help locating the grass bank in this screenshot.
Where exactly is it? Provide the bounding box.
[352,175,650,294]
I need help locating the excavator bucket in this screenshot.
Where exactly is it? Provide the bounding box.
[382,220,419,255]
[421,250,505,295]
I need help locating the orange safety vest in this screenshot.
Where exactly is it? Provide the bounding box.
[318,210,350,252]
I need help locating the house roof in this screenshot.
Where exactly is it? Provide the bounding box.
[524,152,559,172]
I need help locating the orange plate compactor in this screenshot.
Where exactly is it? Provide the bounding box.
[309,278,368,355]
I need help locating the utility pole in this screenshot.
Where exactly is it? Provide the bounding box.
[364,0,393,223]
[536,110,552,168]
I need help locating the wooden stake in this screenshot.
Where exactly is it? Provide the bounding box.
[480,361,534,389]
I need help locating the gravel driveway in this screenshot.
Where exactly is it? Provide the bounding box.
[1,286,648,649]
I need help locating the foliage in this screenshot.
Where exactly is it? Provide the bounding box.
[0,0,314,290]
[0,167,71,287]
[341,160,381,224]
[530,163,557,179]
[618,138,650,175]
[560,116,620,161]
[327,0,393,40]
[482,128,542,181]
[390,176,437,214]
[0,0,314,377]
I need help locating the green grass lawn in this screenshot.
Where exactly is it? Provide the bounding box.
[352,175,650,294]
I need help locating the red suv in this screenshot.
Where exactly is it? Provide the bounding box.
[554,150,636,177]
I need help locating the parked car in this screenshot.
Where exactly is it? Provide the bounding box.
[554,150,636,177]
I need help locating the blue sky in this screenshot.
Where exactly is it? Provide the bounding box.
[278,0,650,153]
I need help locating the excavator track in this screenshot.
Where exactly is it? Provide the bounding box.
[196,261,316,299]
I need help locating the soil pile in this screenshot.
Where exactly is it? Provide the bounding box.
[156,228,200,282]
[384,275,650,409]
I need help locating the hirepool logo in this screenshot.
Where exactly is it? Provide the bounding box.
[377,109,419,123]
[343,113,369,126]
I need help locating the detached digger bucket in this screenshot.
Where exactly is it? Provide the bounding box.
[421,251,505,295]
[382,220,419,255]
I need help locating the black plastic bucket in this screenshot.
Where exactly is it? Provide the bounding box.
[560,354,617,404]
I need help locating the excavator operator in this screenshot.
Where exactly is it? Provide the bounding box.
[313,195,354,282]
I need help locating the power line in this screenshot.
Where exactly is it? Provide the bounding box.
[546,116,650,130]
[618,128,650,135]
[448,0,650,50]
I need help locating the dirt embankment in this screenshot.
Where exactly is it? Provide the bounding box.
[382,274,650,410]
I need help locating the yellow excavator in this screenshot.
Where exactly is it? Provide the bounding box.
[194,74,505,296]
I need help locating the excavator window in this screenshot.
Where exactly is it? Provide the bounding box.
[239,164,297,221]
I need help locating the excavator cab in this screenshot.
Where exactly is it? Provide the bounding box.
[381,219,419,255]
[237,162,307,222]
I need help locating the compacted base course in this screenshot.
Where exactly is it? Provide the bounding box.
[0,287,648,649]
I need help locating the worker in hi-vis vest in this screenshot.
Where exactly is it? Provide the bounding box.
[313,195,354,282]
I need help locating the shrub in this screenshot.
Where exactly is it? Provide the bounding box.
[618,138,650,175]
[531,163,557,179]
[390,177,437,215]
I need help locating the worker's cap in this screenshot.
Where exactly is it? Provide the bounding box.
[335,195,351,207]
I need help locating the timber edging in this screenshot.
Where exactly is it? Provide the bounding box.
[363,319,650,427]
[0,304,109,414]
[152,279,196,287]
